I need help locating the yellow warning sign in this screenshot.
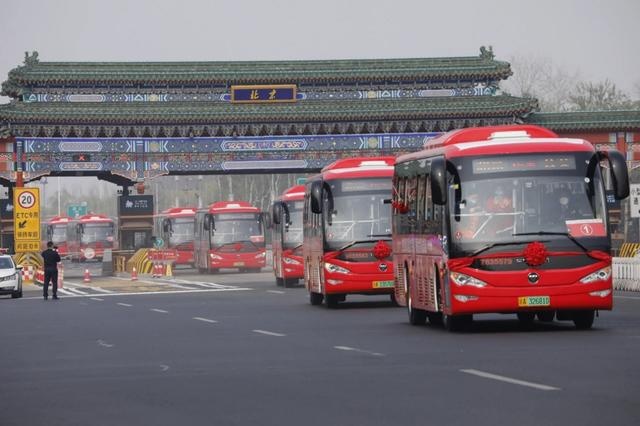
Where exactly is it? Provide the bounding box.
[14,188,41,253]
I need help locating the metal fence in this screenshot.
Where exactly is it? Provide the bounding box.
[613,257,640,291]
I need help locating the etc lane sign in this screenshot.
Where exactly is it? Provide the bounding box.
[630,184,640,219]
[14,187,41,252]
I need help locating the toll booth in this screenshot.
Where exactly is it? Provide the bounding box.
[118,195,154,256]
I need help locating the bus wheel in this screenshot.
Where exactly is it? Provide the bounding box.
[444,314,472,332]
[284,278,297,288]
[407,288,427,326]
[276,277,284,287]
[427,312,443,325]
[517,312,536,329]
[309,292,323,306]
[536,310,555,322]
[390,292,399,306]
[573,310,595,330]
[325,294,340,309]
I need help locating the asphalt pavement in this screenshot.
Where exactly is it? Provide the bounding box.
[1,269,639,426]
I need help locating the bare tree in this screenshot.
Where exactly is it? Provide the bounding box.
[501,54,580,112]
[567,79,634,111]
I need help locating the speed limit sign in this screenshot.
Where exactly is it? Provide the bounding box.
[17,190,37,209]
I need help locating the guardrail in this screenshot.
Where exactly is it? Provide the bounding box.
[613,257,640,291]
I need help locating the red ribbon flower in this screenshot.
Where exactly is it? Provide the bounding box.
[523,241,547,267]
[391,200,409,214]
[373,241,392,260]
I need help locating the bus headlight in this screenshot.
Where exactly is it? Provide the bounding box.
[255,252,266,259]
[324,262,350,274]
[283,257,301,265]
[580,266,611,284]
[210,253,223,260]
[450,272,487,288]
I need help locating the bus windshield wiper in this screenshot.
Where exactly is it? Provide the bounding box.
[470,241,536,258]
[512,231,589,253]
[367,233,392,239]
[336,240,380,252]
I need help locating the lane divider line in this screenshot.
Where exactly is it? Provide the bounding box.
[90,297,104,301]
[267,290,285,294]
[333,346,385,357]
[151,308,169,314]
[253,329,286,337]
[117,302,133,307]
[460,369,560,391]
[193,317,218,324]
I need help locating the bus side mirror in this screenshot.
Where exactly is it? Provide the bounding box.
[431,157,447,205]
[310,181,323,214]
[162,218,172,233]
[272,203,282,225]
[600,150,630,199]
[203,214,211,231]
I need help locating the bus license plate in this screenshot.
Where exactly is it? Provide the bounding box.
[234,261,245,267]
[373,280,394,288]
[518,296,550,307]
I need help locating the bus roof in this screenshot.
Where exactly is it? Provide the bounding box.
[47,215,71,224]
[398,125,594,163]
[161,207,197,217]
[75,214,114,223]
[205,201,261,214]
[280,184,306,201]
[313,156,395,181]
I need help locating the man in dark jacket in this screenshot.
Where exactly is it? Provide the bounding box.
[41,241,61,300]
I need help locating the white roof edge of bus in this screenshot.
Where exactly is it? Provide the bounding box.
[455,138,589,151]
[285,191,305,197]
[329,165,394,174]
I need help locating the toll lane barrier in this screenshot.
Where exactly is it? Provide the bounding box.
[125,249,153,275]
[13,252,42,283]
[613,257,640,291]
[618,243,640,258]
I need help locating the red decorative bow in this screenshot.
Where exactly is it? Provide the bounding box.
[373,241,392,260]
[523,241,547,267]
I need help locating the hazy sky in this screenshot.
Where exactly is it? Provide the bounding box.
[2,0,639,204]
[1,0,639,99]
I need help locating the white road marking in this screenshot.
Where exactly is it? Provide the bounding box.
[117,302,132,307]
[333,346,385,357]
[90,297,104,301]
[253,329,286,337]
[151,308,169,314]
[97,339,114,348]
[267,290,285,294]
[193,317,218,324]
[22,288,252,300]
[160,364,170,372]
[615,295,640,300]
[460,369,560,391]
[63,280,114,293]
[63,287,88,295]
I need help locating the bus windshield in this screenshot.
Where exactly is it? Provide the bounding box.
[212,214,264,247]
[448,152,608,256]
[284,200,303,247]
[323,178,392,249]
[50,224,67,244]
[81,223,115,244]
[168,217,194,246]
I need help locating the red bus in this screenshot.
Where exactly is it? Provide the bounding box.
[392,125,629,331]
[43,215,71,257]
[194,201,266,273]
[66,214,117,262]
[303,157,395,308]
[156,207,196,266]
[271,184,305,287]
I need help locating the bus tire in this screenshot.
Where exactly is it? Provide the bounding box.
[573,310,595,330]
[405,269,426,325]
[284,278,297,288]
[276,277,284,287]
[309,292,323,306]
[444,314,472,332]
[325,294,340,309]
[427,312,443,325]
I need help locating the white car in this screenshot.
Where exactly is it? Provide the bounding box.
[0,255,22,299]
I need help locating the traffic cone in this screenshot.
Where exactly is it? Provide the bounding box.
[83,268,91,283]
[165,263,173,278]
[152,263,159,278]
[131,267,138,281]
